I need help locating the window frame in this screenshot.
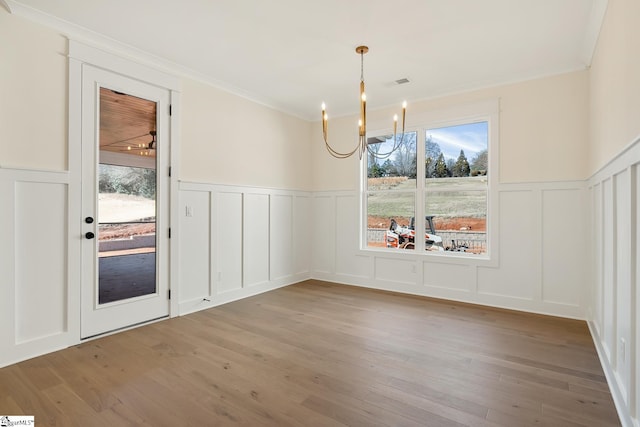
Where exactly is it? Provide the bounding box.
[360,99,499,264]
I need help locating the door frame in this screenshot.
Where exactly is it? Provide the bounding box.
[81,68,170,338]
[69,40,181,340]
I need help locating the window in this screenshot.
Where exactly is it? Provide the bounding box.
[364,105,494,257]
[425,122,488,254]
[366,132,417,249]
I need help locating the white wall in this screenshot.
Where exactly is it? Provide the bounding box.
[178,182,311,315]
[588,1,640,425]
[588,139,639,427]
[0,168,78,367]
[312,180,588,319]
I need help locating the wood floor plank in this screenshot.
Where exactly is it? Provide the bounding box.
[473,353,611,393]
[0,396,23,415]
[0,280,621,426]
[41,383,123,427]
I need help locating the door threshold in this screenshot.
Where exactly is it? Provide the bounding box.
[81,315,169,341]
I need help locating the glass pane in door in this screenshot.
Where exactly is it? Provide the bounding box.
[97,88,158,304]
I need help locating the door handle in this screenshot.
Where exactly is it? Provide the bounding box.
[85,216,94,224]
[85,232,95,239]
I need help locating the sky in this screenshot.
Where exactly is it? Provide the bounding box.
[427,121,488,162]
[369,121,488,165]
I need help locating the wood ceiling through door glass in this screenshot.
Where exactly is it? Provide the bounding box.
[99,88,157,157]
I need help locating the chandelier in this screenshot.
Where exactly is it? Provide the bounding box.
[126,130,156,157]
[321,45,407,160]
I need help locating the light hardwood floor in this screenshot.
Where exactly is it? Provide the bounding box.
[0,280,620,426]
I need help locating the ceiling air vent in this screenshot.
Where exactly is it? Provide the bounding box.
[395,78,410,85]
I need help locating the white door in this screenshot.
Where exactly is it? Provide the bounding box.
[81,65,170,339]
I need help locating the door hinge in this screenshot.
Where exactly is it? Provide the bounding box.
[168,227,171,238]
[169,104,172,116]
[168,289,171,300]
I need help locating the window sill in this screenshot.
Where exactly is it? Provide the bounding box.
[358,246,497,267]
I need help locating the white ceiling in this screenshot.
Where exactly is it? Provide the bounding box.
[4,0,607,121]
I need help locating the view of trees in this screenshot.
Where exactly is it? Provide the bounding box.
[99,164,156,199]
[368,133,417,178]
[368,135,487,179]
[470,149,488,175]
[452,150,471,177]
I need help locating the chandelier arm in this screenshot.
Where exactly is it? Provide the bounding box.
[375,114,407,157]
[366,145,397,160]
[366,143,403,160]
[324,134,362,159]
[366,122,408,160]
[371,135,403,157]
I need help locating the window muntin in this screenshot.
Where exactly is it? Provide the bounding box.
[364,120,490,256]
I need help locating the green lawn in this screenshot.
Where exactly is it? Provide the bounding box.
[367,176,487,219]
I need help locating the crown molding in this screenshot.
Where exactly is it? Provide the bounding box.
[3,1,217,88]
[581,0,608,66]
[4,0,309,121]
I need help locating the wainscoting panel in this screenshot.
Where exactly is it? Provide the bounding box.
[311,195,336,275]
[178,190,210,302]
[335,194,371,279]
[591,182,604,337]
[615,170,632,405]
[312,181,587,319]
[270,194,293,281]
[541,188,587,307]
[178,182,312,315]
[293,196,311,275]
[424,262,473,292]
[588,137,640,427]
[215,192,243,294]
[14,181,68,343]
[477,190,539,300]
[0,168,73,368]
[635,165,640,426]
[244,193,270,287]
[374,257,418,285]
[602,178,616,362]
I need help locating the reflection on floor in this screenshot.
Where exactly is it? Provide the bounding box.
[99,252,156,304]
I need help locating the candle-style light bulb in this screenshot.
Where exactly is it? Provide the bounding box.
[321,102,326,111]
[401,101,407,129]
[361,93,366,102]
